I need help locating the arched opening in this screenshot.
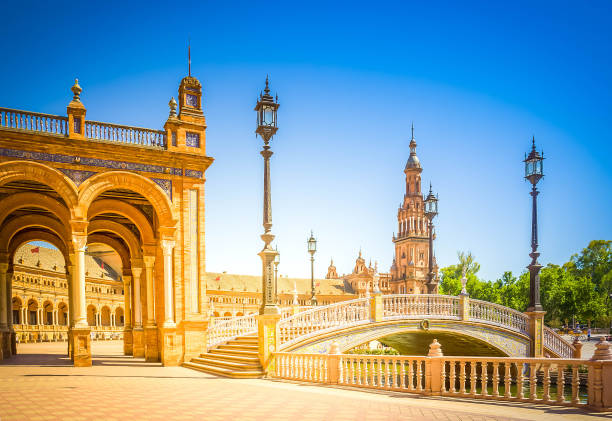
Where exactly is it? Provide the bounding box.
[223,312,232,317]
[12,296,22,325]
[43,301,54,325]
[101,306,111,326]
[27,299,38,325]
[236,312,243,317]
[115,307,124,327]
[57,302,68,326]
[213,312,220,317]
[376,331,508,357]
[87,305,97,327]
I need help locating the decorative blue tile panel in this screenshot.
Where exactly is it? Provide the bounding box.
[185,132,200,148]
[184,169,203,179]
[58,168,96,186]
[151,178,172,200]
[0,147,202,179]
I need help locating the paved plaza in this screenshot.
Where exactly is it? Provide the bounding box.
[0,342,609,421]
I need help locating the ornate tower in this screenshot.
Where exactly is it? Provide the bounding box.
[391,126,433,294]
[326,259,338,279]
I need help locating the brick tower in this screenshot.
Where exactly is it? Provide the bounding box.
[390,126,437,294]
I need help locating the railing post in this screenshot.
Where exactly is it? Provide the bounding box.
[327,342,341,384]
[426,339,443,396]
[524,310,546,357]
[257,313,281,377]
[573,337,583,359]
[370,292,383,323]
[588,338,612,410]
[459,293,469,321]
[66,79,86,140]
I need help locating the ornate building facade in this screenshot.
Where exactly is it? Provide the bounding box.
[389,128,439,294]
[11,244,125,342]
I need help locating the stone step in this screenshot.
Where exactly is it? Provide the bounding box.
[216,343,258,351]
[191,356,261,370]
[199,352,260,365]
[209,348,259,357]
[183,361,264,379]
[226,339,258,346]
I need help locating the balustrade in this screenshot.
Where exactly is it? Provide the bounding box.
[468,298,529,335]
[271,352,603,409]
[383,294,459,320]
[278,298,370,347]
[85,120,166,148]
[544,326,575,359]
[207,313,258,349]
[0,108,68,135]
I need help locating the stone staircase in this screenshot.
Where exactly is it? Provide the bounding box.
[183,334,264,378]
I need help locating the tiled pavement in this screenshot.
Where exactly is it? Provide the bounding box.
[0,342,608,421]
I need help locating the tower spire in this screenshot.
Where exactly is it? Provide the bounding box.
[188,40,191,77]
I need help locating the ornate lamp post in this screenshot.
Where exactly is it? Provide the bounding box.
[424,184,439,294]
[307,231,317,306]
[524,137,544,312]
[255,76,280,315]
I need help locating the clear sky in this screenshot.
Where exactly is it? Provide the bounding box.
[1,1,610,281]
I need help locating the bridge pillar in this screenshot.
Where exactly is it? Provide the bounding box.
[573,338,583,359]
[525,311,546,357]
[257,313,281,376]
[425,339,443,396]
[370,292,383,322]
[459,294,470,321]
[588,338,612,410]
[327,343,342,384]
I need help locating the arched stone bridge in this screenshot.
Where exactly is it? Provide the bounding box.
[208,294,575,359]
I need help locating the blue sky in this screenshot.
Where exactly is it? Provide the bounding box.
[2,1,611,281]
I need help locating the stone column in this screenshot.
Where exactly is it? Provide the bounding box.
[143,255,158,361]
[66,263,75,357]
[161,240,175,328]
[0,262,8,359]
[6,266,15,356]
[123,275,133,355]
[459,293,470,321]
[131,266,144,358]
[525,310,546,357]
[257,313,281,376]
[69,229,91,367]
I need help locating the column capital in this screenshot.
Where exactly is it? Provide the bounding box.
[143,255,155,268]
[161,239,176,256]
[0,262,8,273]
[131,266,143,279]
[71,233,88,252]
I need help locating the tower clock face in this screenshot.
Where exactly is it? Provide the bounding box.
[186,94,198,107]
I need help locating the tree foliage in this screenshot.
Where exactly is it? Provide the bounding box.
[439,241,612,328]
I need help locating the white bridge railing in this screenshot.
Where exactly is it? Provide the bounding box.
[382,294,460,320]
[279,298,370,348]
[544,326,574,359]
[208,295,574,357]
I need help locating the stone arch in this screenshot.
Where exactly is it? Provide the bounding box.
[8,231,68,262]
[57,302,68,326]
[87,220,142,260]
[100,306,111,326]
[115,307,124,327]
[0,191,71,227]
[27,299,39,325]
[12,296,23,325]
[42,300,54,325]
[0,161,78,213]
[78,171,175,227]
[87,304,97,327]
[87,233,130,271]
[88,199,155,245]
[0,214,69,253]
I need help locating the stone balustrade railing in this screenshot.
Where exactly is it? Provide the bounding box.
[1,107,68,135]
[544,326,575,359]
[273,342,612,410]
[278,298,370,348]
[468,298,529,335]
[383,294,459,320]
[85,120,166,148]
[0,107,167,149]
[207,313,258,349]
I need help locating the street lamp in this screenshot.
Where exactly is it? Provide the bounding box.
[255,76,280,315]
[424,184,439,294]
[307,231,317,306]
[524,136,544,312]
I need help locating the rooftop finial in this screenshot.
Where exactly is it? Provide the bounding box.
[71,78,82,102]
[411,122,415,140]
[264,75,270,94]
[188,39,191,77]
[532,135,536,150]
